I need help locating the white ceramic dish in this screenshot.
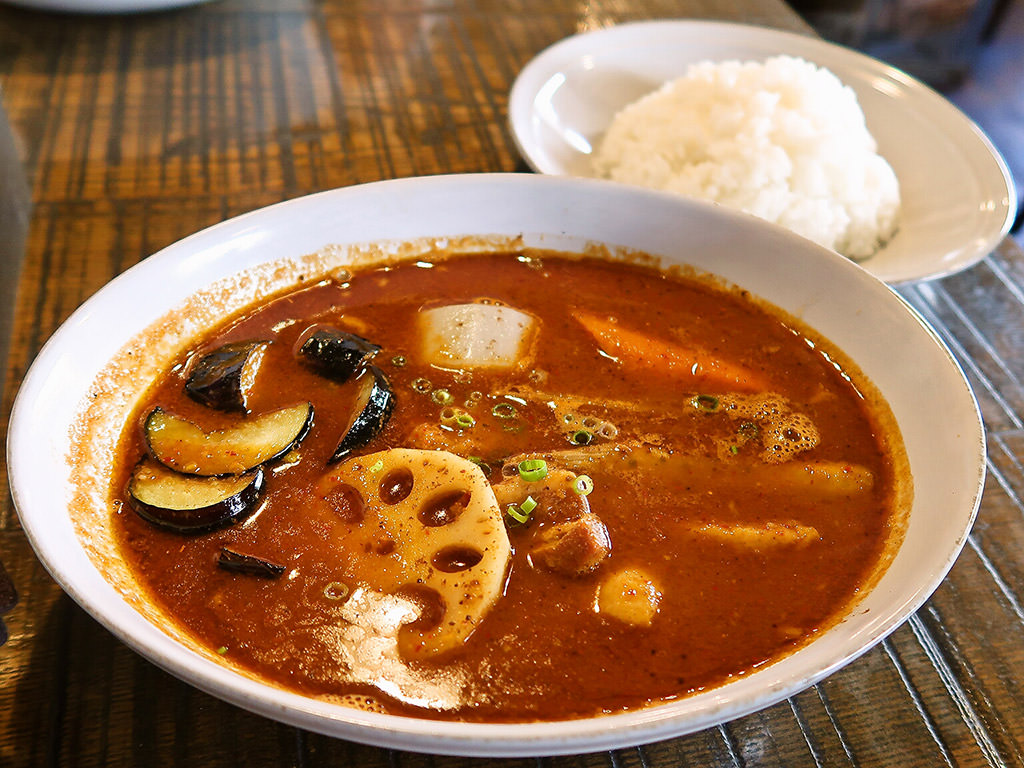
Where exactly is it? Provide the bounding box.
[508,20,1018,285]
[9,174,985,757]
[1,0,213,13]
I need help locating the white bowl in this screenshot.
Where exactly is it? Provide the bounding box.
[8,174,985,757]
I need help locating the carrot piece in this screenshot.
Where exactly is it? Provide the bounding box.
[574,311,766,392]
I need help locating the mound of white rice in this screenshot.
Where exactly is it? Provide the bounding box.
[592,56,900,260]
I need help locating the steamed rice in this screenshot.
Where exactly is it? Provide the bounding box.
[592,56,900,260]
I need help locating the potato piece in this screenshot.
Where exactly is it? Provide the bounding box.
[773,461,874,494]
[693,520,820,550]
[418,302,537,369]
[323,448,511,658]
[597,567,662,626]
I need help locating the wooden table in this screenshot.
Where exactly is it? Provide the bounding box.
[1,1,1021,765]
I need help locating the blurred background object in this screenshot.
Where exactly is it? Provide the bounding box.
[0,558,17,645]
[0,98,28,646]
[0,0,217,13]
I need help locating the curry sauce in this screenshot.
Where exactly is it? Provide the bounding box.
[110,252,906,722]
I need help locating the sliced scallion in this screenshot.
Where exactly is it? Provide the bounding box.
[323,581,351,601]
[569,429,593,445]
[492,402,517,419]
[411,377,432,393]
[517,458,548,482]
[738,421,759,440]
[440,407,475,429]
[431,388,454,405]
[572,475,594,496]
[506,495,538,525]
[693,394,720,412]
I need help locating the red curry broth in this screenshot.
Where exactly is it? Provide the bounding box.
[110,251,905,722]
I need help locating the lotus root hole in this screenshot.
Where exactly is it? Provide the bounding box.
[431,545,484,573]
[418,489,471,527]
[395,584,446,631]
[379,466,414,505]
[325,482,365,523]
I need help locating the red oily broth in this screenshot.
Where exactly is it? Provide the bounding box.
[110,251,909,722]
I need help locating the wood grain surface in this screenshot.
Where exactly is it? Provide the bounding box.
[0,1,1021,766]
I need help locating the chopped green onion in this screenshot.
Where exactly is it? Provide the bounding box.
[517,458,548,482]
[506,495,538,525]
[323,581,351,601]
[569,429,593,445]
[411,377,432,393]
[216,646,228,655]
[440,407,476,429]
[572,474,594,496]
[505,505,529,524]
[582,415,602,430]
[693,394,720,412]
[368,459,384,473]
[563,413,576,424]
[596,421,618,439]
[464,390,483,407]
[492,402,517,419]
[738,421,759,440]
[431,388,453,405]
[391,355,407,367]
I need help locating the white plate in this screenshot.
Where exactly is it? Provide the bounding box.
[0,0,213,12]
[9,174,985,756]
[509,20,1018,284]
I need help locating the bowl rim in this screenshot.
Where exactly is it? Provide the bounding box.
[8,173,986,757]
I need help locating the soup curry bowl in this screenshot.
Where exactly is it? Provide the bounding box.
[8,174,984,757]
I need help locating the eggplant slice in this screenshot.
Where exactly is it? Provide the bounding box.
[129,458,265,533]
[185,340,269,412]
[330,365,395,463]
[296,325,380,383]
[145,401,313,476]
[217,548,286,578]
